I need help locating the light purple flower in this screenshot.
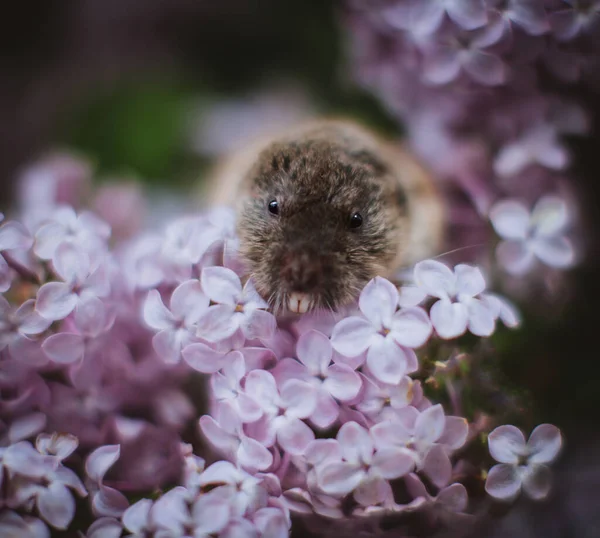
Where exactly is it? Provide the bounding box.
[410,0,487,36]
[317,422,415,506]
[33,206,110,264]
[200,402,273,472]
[143,279,209,363]
[243,370,317,456]
[485,0,549,37]
[35,243,110,321]
[197,267,276,343]
[405,472,468,512]
[0,511,50,538]
[331,277,431,384]
[494,123,569,178]
[0,297,51,356]
[36,432,79,461]
[273,330,362,429]
[489,196,575,274]
[549,0,600,41]
[413,260,496,338]
[485,423,562,501]
[356,375,414,422]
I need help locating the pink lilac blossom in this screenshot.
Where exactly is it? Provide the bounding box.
[0,149,567,536]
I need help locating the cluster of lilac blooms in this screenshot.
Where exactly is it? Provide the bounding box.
[344,0,586,281]
[0,154,566,536]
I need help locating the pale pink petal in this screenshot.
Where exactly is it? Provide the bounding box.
[521,463,552,500]
[74,296,111,337]
[372,447,415,479]
[310,391,340,430]
[353,476,393,507]
[509,0,549,35]
[413,260,455,299]
[0,221,33,251]
[454,264,486,297]
[142,290,174,331]
[170,279,209,323]
[199,415,238,455]
[358,277,398,328]
[481,293,522,328]
[221,518,258,538]
[527,424,562,464]
[319,462,365,496]
[236,393,264,423]
[237,437,273,472]
[415,404,446,445]
[53,242,90,283]
[390,307,432,348]
[536,142,569,170]
[193,489,233,534]
[253,507,289,538]
[244,370,279,413]
[42,333,84,364]
[182,342,225,373]
[36,432,79,460]
[324,364,362,401]
[296,330,332,375]
[242,278,269,310]
[446,0,487,30]
[366,338,408,385]
[8,412,47,443]
[423,49,462,85]
[530,196,569,237]
[37,482,75,530]
[241,308,276,341]
[437,483,468,512]
[337,422,373,465]
[280,379,318,419]
[410,0,445,35]
[423,445,452,488]
[34,221,65,259]
[196,304,238,342]
[87,517,123,538]
[530,236,575,268]
[397,285,428,307]
[467,298,496,337]
[330,316,375,357]
[438,416,469,450]
[201,266,241,305]
[462,51,506,86]
[15,300,52,335]
[370,419,411,450]
[122,499,152,534]
[430,300,468,339]
[488,425,526,464]
[496,240,535,275]
[277,418,315,455]
[152,330,182,364]
[85,445,121,483]
[36,282,77,321]
[494,143,532,178]
[3,441,50,477]
[485,463,522,500]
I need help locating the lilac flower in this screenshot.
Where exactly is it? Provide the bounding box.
[35,243,110,321]
[413,260,496,338]
[493,123,569,178]
[0,220,34,292]
[405,472,468,512]
[485,423,562,500]
[489,196,575,274]
[0,512,50,538]
[371,404,468,487]
[197,267,276,343]
[273,330,362,429]
[550,0,600,41]
[485,0,550,37]
[183,341,276,374]
[331,277,431,384]
[33,206,110,264]
[36,432,79,460]
[143,279,209,363]
[410,0,488,36]
[422,27,506,86]
[356,375,414,422]
[243,370,317,455]
[200,401,273,472]
[85,445,129,518]
[317,422,415,506]
[0,297,51,358]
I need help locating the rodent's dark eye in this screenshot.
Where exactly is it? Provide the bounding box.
[268,199,279,215]
[349,212,363,229]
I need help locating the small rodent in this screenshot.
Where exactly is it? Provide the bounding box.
[206,119,445,314]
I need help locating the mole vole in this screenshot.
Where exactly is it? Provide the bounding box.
[207,119,445,314]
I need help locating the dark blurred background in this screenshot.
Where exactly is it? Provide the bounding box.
[1,1,599,536]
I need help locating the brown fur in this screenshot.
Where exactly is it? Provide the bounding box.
[207,119,445,313]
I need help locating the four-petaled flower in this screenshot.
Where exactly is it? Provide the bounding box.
[485,424,562,501]
[489,196,575,275]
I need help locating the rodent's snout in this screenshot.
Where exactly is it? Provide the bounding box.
[279,247,330,314]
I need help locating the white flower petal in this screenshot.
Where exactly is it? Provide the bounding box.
[521,463,552,500]
[415,404,446,445]
[530,236,575,268]
[488,425,526,464]
[531,195,569,236]
[489,200,530,240]
[455,264,486,297]
[142,290,174,331]
[366,338,408,385]
[390,307,432,348]
[430,300,468,339]
[296,330,333,375]
[414,260,455,299]
[36,282,78,321]
[330,316,375,357]
[485,463,522,500]
[527,424,562,464]
[358,277,398,328]
[201,266,241,305]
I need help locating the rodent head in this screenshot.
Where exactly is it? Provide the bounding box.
[237,137,407,314]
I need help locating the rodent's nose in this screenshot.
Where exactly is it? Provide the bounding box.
[280,249,323,292]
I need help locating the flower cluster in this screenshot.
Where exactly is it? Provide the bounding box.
[0,152,565,534]
[343,0,585,286]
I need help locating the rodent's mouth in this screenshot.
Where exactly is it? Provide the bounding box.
[286,292,312,314]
